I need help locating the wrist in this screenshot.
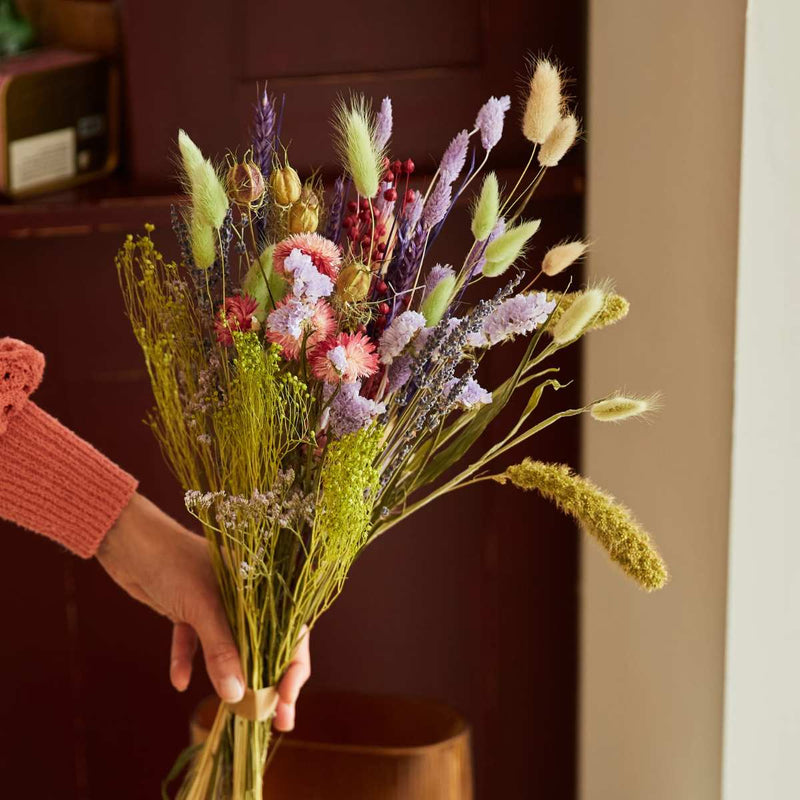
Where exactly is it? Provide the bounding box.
[96,490,142,566]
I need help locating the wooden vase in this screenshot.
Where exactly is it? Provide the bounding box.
[191,691,473,799]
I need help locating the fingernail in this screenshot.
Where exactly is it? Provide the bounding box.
[221,676,244,703]
[286,705,295,731]
[170,660,187,691]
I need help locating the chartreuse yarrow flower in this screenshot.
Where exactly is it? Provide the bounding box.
[316,424,384,553]
[495,459,667,590]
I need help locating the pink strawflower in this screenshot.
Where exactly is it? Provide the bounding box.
[266,298,336,360]
[310,332,379,383]
[273,232,342,279]
[214,294,260,346]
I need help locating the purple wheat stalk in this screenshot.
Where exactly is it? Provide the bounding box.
[324,175,346,242]
[253,88,276,180]
[387,225,426,320]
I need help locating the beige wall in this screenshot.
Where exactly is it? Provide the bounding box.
[722,1,800,796]
[582,2,746,798]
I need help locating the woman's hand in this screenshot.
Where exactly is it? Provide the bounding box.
[96,491,310,731]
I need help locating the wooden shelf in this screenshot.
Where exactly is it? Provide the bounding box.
[0,176,178,238]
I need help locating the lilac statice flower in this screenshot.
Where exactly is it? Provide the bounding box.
[283,248,334,300]
[374,97,393,150]
[467,291,556,348]
[387,354,414,393]
[439,130,470,184]
[444,376,493,408]
[378,310,426,364]
[474,95,511,151]
[422,179,452,229]
[266,297,315,339]
[328,381,386,438]
[470,218,506,277]
[424,264,456,298]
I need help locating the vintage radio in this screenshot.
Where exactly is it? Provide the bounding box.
[0,47,119,198]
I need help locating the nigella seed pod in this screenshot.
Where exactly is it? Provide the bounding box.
[336,262,372,302]
[270,165,302,206]
[226,160,265,205]
[287,186,321,233]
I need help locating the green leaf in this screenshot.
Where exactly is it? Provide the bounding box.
[502,378,570,444]
[162,742,203,800]
[415,327,550,489]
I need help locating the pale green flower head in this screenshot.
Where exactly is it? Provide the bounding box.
[333,95,384,198]
[482,219,541,277]
[591,394,660,422]
[550,286,604,344]
[178,129,228,229]
[471,172,499,241]
[421,274,457,326]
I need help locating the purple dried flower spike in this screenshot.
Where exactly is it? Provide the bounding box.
[420,129,469,232]
[422,179,452,229]
[475,95,511,151]
[425,264,455,297]
[374,97,393,150]
[439,129,469,184]
[253,88,277,179]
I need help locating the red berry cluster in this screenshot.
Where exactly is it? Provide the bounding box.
[384,157,417,209]
[339,156,420,339]
[340,156,418,268]
[341,197,389,263]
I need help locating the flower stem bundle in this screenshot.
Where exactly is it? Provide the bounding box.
[118,61,667,800]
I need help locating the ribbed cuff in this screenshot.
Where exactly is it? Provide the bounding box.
[0,403,138,558]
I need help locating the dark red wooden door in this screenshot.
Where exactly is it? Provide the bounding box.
[0,1,584,797]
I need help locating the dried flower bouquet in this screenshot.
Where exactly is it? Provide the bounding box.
[117,58,667,800]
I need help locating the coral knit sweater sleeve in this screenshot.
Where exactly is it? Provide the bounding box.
[0,338,138,558]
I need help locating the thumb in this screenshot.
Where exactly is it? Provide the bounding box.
[188,594,245,704]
